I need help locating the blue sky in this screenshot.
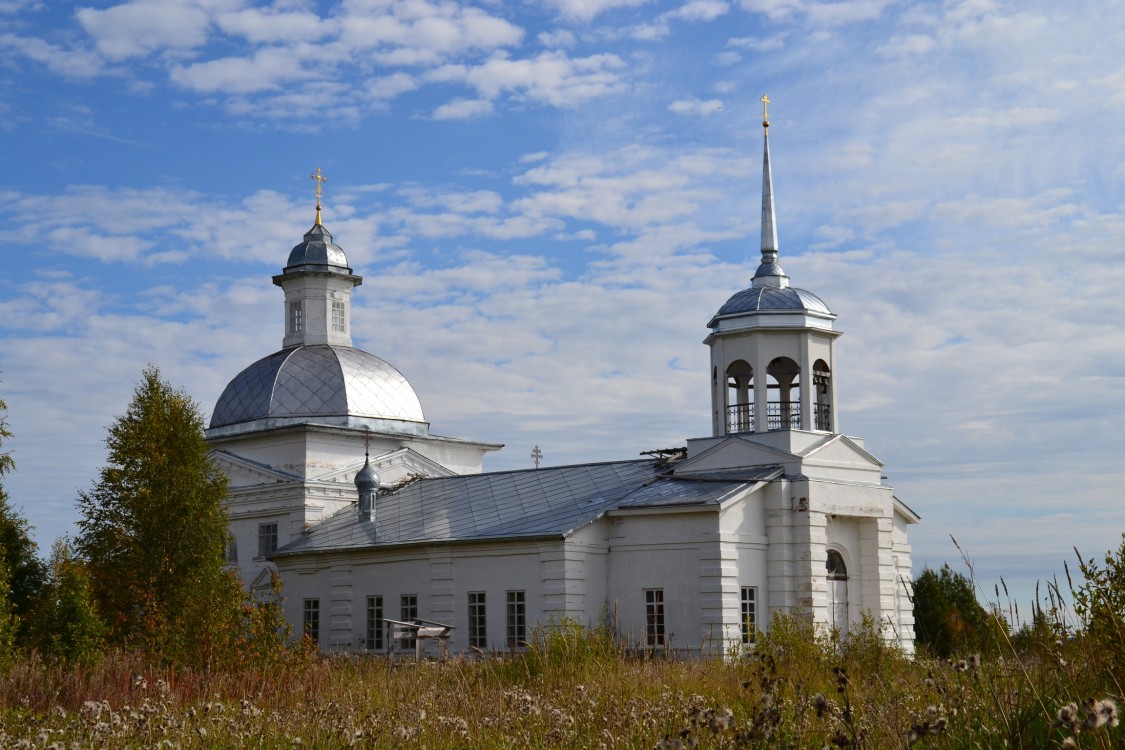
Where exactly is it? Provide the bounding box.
[3,0,1124,621]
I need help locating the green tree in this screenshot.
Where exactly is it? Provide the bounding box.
[75,365,235,664]
[0,558,18,665]
[913,563,998,657]
[0,388,46,631]
[31,538,106,664]
[1072,534,1125,671]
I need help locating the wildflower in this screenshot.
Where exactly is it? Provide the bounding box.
[1056,703,1080,732]
[813,693,829,718]
[953,660,968,672]
[133,675,148,690]
[967,654,981,672]
[1061,738,1077,749]
[708,709,734,732]
[196,727,207,739]
[656,736,684,750]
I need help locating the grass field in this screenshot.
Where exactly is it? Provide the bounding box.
[0,614,1120,749]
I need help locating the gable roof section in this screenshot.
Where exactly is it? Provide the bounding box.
[274,459,784,557]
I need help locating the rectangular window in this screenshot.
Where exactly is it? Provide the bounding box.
[224,534,238,563]
[366,595,383,651]
[257,522,277,558]
[290,302,304,333]
[331,300,346,332]
[506,590,526,649]
[400,594,418,650]
[468,592,487,650]
[741,587,757,645]
[645,589,665,647]
[303,598,320,643]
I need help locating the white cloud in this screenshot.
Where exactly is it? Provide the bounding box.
[0,33,106,78]
[215,8,333,44]
[538,29,577,48]
[431,50,627,108]
[668,0,729,22]
[542,0,652,22]
[76,0,212,60]
[170,47,316,93]
[668,97,723,115]
[431,97,494,119]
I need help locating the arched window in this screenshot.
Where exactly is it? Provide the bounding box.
[725,360,754,433]
[826,549,849,634]
[813,359,832,431]
[766,357,800,430]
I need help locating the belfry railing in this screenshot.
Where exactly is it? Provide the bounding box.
[766,401,800,431]
[813,402,832,431]
[726,403,754,434]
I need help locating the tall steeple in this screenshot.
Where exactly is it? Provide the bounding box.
[753,94,789,289]
[704,97,840,437]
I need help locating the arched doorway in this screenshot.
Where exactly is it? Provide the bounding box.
[826,549,849,634]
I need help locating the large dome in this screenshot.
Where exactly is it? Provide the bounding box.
[210,344,425,433]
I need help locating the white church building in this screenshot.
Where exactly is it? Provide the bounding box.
[206,121,918,656]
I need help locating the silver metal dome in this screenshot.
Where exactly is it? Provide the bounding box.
[713,285,832,320]
[210,344,425,430]
[285,224,350,272]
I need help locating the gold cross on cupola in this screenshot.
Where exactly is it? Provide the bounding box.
[761,94,770,129]
[310,167,327,225]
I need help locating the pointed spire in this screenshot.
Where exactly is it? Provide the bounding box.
[753,95,789,289]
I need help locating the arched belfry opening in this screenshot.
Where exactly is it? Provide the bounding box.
[767,357,800,430]
[813,359,832,431]
[726,360,754,433]
[826,549,849,634]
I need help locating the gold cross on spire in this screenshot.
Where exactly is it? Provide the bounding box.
[310,167,327,225]
[761,94,770,129]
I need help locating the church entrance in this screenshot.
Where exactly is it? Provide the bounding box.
[827,549,849,634]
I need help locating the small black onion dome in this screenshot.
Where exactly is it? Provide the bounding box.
[285,223,350,272]
[355,456,380,492]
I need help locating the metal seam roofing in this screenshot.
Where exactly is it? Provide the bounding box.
[274,460,785,557]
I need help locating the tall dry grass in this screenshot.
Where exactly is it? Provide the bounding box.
[0,613,1120,748]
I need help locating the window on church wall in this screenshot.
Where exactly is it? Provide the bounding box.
[740,587,757,645]
[468,592,487,649]
[289,302,304,333]
[725,360,754,434]
[766,357,801,430]
[224,534,238,564]
[303,598,320,644]
[400,595,418,650]
[331,301,346,332]
[506,590,526,649]
[645,589,665,647]
[257,523,277,558]
[366,595,384,651]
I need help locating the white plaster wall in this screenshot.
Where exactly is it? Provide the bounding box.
[605,511,718,651]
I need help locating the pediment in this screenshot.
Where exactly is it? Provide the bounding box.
[210,450,301,488]
[801,435,884,470]
[676,436,799,473]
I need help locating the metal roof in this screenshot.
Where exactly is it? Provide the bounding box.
[284,223,351,273]
[713,285,833,319]
[210,344,425,429]
[274,460,783,556]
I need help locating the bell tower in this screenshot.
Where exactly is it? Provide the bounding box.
[705,98,841,437]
